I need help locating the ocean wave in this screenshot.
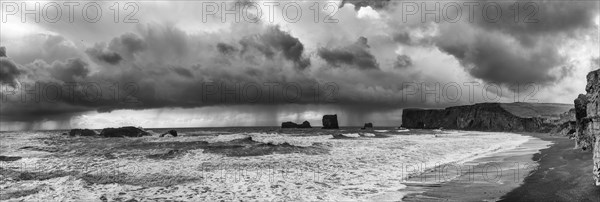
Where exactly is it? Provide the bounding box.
[0,130,532,201]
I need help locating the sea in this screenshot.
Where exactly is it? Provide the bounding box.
[0,127,551,201]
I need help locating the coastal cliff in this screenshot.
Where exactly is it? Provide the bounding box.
[574,69,600,186]
[401,103,571,132]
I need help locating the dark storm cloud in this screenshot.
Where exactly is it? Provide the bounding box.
[45,58,91,82]
[0,59,21,87]
[351,1,598,87]
[108,33,147,58]
[3,0,597,125]
[426,0,600,87]
[0,25,326,122]
[0,47,21,87]
[318,37,379,70]
[217,43,239,55]
[394,55,412,68]
[435,27,569,85]
[170,66,194,78]
[340,0,391,10]
[239,26,310,70]
[98,52,122,65]
[86,47,123,65]
[470,1,598,47]
[393,32,411,45]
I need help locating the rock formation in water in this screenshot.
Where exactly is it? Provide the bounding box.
[100,126,151,138]
[0,156,22,161]
[573,69,600,186]
[401,103,559,132]
[160,130,178,137]
[300,121,311,128]
[322,115,339,129]
[281,121,312,128]
[361,123,373,130]
[68,129,97,136]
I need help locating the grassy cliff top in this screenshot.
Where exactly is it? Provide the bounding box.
[500,102,573,119]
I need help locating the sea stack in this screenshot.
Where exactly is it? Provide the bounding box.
[574,69,600,186]
[281,121,312,128]
[322,114,339,129]
[299,121,311,128]
[361,123,373,130]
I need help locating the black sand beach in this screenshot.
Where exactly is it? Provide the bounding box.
[499,134,600,202]
[403,133,600,202]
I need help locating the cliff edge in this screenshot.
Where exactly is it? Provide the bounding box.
[574,69,600,186]
[401,102,571,132]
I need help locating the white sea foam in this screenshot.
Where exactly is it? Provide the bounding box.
[0,131,532,201]
[340,133,361,138]
[361,133,376,137]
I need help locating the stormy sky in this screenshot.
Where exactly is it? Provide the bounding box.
[0,0,598,130]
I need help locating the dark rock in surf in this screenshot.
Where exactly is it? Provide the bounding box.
[0,156,22,161]
[69,129,97,136]
[299,121,312,128]
[281,121,312,128]
[361,123,373,130]
[160,130,178,137]
[100,126,150,138]
[322,115,339,129]
[147,149,184,160]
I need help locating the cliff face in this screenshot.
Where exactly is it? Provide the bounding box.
[402,103,556,132]
[574,69,600,186]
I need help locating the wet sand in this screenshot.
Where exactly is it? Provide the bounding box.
[402,134,551,201]
[403,133,600,202]
[499,134,600,202]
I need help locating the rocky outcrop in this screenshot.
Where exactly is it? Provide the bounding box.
[573,69,600,186]
[68,129,97,136]
[300,121,311,128]
[575,95,591,149]
[281,121,312,128]
[0,156,21,161]
[361,123,373,130]
[160,130,178,137]
[100,127,151,138]
[402,103,556,132]
[551,121,577,137]
[549,108,577,137]
[322,115,339,129]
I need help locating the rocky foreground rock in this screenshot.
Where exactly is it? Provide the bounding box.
[573,69,600,186]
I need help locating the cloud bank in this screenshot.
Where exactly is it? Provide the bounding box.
[0,0,598,130]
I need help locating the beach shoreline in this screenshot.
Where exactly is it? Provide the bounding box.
[402,133,600,202]
[499,133,600,201]
[401,132,551,201]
